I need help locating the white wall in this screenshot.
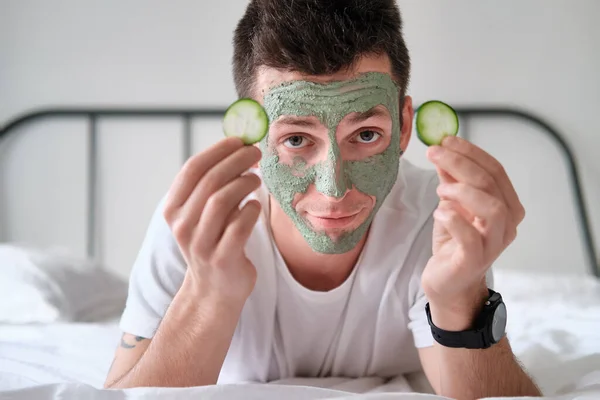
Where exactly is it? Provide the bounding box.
[1,0,599,279]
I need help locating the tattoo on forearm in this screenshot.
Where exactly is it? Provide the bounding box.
[120,334,147,349]
[120,337,135,349]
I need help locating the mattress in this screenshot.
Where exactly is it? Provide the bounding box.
[0,320,120,390]
[0,269,599,399]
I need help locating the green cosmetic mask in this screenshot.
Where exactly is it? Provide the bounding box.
[259,72,403,254]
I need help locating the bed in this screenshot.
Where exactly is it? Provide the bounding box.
[0,107,599,399]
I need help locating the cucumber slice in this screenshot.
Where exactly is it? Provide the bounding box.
[222,98,269,145]
[415,100,459,146]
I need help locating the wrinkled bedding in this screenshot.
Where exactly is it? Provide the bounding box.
[1,269,599,399]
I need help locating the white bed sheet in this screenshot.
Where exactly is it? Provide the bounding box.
[0,320,120,391]
[0,269,599,399]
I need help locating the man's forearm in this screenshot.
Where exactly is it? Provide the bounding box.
[429,294,542,399]
[433,337,541,399]
[108,276,243,388]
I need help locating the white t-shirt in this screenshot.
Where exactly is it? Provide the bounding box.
[119,158,493,383]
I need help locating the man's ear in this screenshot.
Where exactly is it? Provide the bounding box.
[400,95,413,153]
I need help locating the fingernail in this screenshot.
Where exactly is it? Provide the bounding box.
[434,208,449,220]
[441,135,457,146]
[428,146,443,160]
[436,183,449,195]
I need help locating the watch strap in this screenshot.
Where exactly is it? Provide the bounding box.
[425,300,493,349]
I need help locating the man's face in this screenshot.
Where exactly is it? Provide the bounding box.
[254,54,412,254]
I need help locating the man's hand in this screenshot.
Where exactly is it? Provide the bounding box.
[423,135,525,329]
[163,137,263,306]
[105,137,262,389]
[417,136,540,399]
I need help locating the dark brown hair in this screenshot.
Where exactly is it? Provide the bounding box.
[232,0,411,99]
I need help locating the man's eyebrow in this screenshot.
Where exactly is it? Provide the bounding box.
[346,106,390,124]
[273,115,320,128]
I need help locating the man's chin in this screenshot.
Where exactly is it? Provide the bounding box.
[317,229,348,243]
[290,209,372,254]
[303,217,367,244]
[300,225,367,255]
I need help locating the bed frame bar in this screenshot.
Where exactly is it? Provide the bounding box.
[1,107,598,277]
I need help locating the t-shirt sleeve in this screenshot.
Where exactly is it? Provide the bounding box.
[118,196,187,339]
[407,214,496,349]
[406,214,436,349]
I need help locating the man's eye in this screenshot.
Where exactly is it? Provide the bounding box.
[283,135,308,148]
[356,130,381,143]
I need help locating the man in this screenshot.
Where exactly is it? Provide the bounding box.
[105,1,541,398]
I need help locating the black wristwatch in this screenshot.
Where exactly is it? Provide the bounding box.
[425,289,507,349]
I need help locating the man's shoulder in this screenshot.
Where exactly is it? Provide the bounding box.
[400,157,439,183]
[363,159,438,269]
[381,158,439,216]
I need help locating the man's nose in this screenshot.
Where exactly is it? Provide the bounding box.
[314,146,348,198]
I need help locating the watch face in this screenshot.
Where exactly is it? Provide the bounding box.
[492,302,507,342]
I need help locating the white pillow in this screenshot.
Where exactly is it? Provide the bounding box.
[0,244,128,324]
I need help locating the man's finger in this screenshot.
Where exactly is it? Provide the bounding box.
[438,198,474,224]
[214,199,262,261]
[195,174,262,252]
[435,166,455,185]
[428,145,502,199]
[437,182,508,245]
[165,137,245,212]
[441,136,525,223]
[433,207,484,270]
[181,145,262,225]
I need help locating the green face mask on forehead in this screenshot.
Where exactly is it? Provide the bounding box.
[259,72,403,254]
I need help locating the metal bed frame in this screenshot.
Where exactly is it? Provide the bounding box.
[1,107,598,277]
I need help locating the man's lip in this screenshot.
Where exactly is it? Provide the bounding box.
[305,211,362,230]
[308,211,360,219]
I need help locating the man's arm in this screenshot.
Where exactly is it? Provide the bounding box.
[105,333,151,386]
[419,338,540,399]
[105,137,263,388]
[418,290,541,399]
[105,274,243,388]
[418,136,542,399]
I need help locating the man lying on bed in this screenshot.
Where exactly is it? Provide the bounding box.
[104,1,541,398]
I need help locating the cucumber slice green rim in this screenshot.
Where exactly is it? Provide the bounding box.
[222,98,270,145]
[415,100,459,146]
